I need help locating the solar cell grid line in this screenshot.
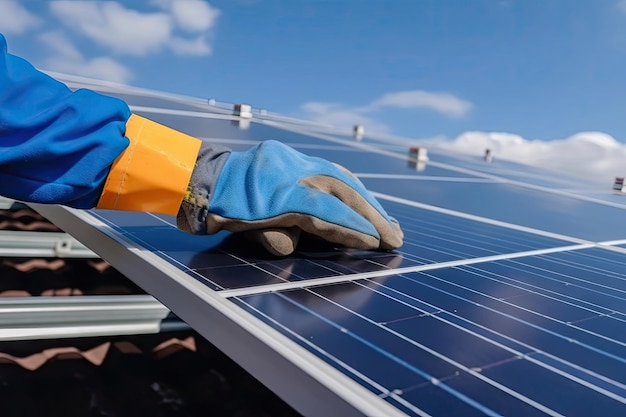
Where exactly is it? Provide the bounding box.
[230,250,626,364]
[371,193,590,245]
[233,280,626,416]
[391,268,626,379]
[369,182,626,242]
[326,279,626,404]
[569,246,626,264]
[400,220,550,259]
[231,295,435,417]
[452,268,626,353]
[233,290,554,417]
[378,266,620,404]
[94,198,593,284]
[415,266,622,342]
[495,263,626,314]
[275,291,537,417]
[88,196,597,294]
[217,243,595,299]
[459,262,626,317]
[81,174,616,300]
[517,248,626,284]
[506,252,626,295]
[389,206,566,253]
[355,277,626,390]
[455,263,625,325]
[405,198,575,255]
[90,211,413,290]
[372,282,624,402]
[535,249,626,285]
[351,210,568,267]
[371,191,626,245]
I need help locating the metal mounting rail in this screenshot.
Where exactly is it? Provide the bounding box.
[0,230,97,258]
[0,295,171,341]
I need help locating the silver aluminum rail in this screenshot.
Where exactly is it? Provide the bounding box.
[0,295,171,341]
[0,230,96,258]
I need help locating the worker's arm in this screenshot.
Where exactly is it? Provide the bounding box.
[0,33,128,207]
[0,34,402,255]
[0,34,202,214]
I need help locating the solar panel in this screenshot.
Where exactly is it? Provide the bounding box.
[31,74,626,416]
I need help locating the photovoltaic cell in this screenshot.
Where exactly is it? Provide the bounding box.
[90,196,577,292]
[30,74,626,416]
[361,178,626,241]
[233,253,626,414]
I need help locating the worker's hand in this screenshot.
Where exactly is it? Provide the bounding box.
[177,140,403,256]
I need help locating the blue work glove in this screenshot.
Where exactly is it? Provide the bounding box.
[177,140,403,256]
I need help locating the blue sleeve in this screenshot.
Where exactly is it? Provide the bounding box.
[0,34,131,208]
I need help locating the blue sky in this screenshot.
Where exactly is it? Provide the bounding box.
[2,1,626,180]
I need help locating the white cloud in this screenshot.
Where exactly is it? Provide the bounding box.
[169,35,212,55]
[155,0,220,33]
[301,91,624,182]
[0,0,40,34]
[39,31,133,83]
[39,31,82,61]
[616,0,626,14]
[58,56,133,84]
[49,2,172,56]
[300,89,472,133]
[49,1,219,56]
[301,102,391,133]
[429,131,626,182]
[369,90,473,118]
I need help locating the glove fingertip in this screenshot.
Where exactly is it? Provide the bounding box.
[379,221,404,250]
[246,227,302,257]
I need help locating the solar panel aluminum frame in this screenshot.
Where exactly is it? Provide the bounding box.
[29,203,408,417]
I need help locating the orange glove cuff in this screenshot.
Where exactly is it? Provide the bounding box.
[96,114,202,215]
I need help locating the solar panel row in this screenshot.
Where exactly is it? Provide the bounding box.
[231,244,626,416]
[30,74,626,416]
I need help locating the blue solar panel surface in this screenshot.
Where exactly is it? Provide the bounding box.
[47,78,626,416]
